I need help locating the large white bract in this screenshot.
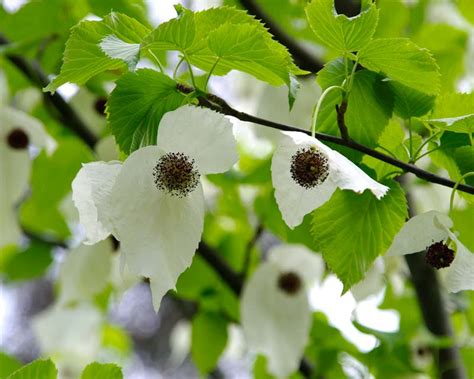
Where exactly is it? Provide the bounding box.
[0,106,55,248]
[271,131,388,228]
[241,244,324,378]
[72,105,238,311]
[387,210,474,293]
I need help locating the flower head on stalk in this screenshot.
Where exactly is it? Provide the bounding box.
[241,244,324,378]
[72,106,238,310]
[387,210,474,293]
[0,106,56,248]
[271,131,389,228]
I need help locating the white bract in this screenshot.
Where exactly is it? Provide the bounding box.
[0,106,55,248]
[72,105,238,311]
[58,240,113,305]
[351,257,385,302]
[271,131,388,228]
[32,303,102,373]
[241,244,324,378]
[387,210,474,293]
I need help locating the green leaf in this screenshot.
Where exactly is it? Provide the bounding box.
[414,23,468,91]
[389,81,435,119]
[305,0,379,53]
[143,9,195,52]
[459,0,474,25]
[316,61,392,148]
[358,38,440,95]
[427,92,474,134]
[143,6,305,89]
[427,115,474,135]
[191,311,228,374]
[2,241,53,282]
[362,120,408,180]
[80,362,123,379]
[99,35,141,70]
[7,359,57,379]
[0,352,21,379]
[0,0,88,43]
[374,0,409,38]
[102,324,132,357]
[311,181,407,291]
[450,207,474,252]
[316,58,350,90]
[45,12,150,93]
[344,70,393,147]
[106,69,186,154]
[20,138,94,240]
[87,0,149,25]
[207,23,293,86]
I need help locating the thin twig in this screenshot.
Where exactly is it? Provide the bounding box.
[241,224,263,278]
[335,101,349,140]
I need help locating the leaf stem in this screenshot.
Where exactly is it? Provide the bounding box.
[147,49,164,73]
[173,56,186,79]
[449,172,474,212]
[204,57,220,90]
[183,53,197,88]
[414,145,442,162]
[311,85,344,138]
[408,118,414,162]
[413,130,442,161]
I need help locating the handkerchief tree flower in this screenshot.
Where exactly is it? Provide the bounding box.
[241,244,324,378]
[72,105,238,311]
[272,131,389,228]
[0,106,56,248]
[387,210,474,293]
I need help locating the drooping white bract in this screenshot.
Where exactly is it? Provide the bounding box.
[72,105,238,311]
[241,244,324,378]
[351,257,385,302]
[32,303,102,373]
[387,210,474,293]
[0,106,56,248]
[271,131,388,228]
[58,240,113,305]
[72,161,122,244]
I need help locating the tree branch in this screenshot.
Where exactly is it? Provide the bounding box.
[178,85,474,195]
[197,242,243,295]
[237,0,323,73]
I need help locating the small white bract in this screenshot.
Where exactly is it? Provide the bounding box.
[271,131,388,228]
[241,244,324,378]
[32,303,102,374]
[0,106,55,248]
[58,240,113,305]
[72,105,238,311]
[387,210,474,293]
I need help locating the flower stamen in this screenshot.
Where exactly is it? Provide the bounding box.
[6,128,29,149]
[290,147,329,189]
[153,152,200,197]
[277,271,302,295]
[425,241,455,269]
